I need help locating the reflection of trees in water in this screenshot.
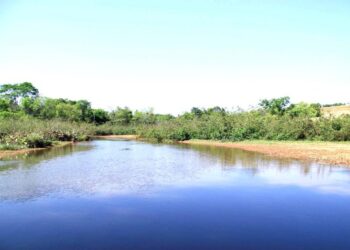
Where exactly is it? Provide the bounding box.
[176,143,334,176]
[0,143,94,202]
[0,141,342,203]
[0,143,93,173]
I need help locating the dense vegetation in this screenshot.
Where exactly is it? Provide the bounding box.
[0,118,94,150]
[0,82,97,149]
[1,82,350,149]
[97,97,350,143]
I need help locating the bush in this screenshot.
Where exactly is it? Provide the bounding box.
[24,133,52,148]
[126,111,350,142]
[0,117,95,149]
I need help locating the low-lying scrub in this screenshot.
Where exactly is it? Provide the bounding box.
[100,112,350,143]
[2,82,350,148]
[0,117,95,149]
[94,123,137,136]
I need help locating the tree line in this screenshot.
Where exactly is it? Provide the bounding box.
[0,82,174,125]
[1,82,350,149]
[0,83,328,125]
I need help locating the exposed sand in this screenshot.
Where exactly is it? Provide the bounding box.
[180,140,350,167]
[4,135,349,167]
[322,105,350,118]
[94,136,350,166]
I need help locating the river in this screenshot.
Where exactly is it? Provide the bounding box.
[0,139,350,249]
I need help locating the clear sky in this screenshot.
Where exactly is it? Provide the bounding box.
[0,0,349,114]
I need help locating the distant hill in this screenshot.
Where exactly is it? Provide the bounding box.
[322,105,350,118]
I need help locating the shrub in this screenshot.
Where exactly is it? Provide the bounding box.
[24,133,52,148]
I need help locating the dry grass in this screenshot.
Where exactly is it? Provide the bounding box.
[181,140,350,167]
[322,105,350,118]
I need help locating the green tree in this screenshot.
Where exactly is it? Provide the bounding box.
[0,82,39,109]
[287,102,321,118]
[155,114,174,122]
[76,100,93,122]
[132,109,157,124]
[111,107,133,125]
[191,107,203,118]
[259,97,290,116]
[40,98,60,119]
[92,109,110,124]
[20,97,43,116]
[0,98,11,112]
[206,106,226,115]
[56,103,81,121]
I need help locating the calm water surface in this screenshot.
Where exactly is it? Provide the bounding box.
[1,140,350,250]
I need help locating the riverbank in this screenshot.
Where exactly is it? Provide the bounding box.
[94,135,350,166]
[181,140,350,167]
[0,141,73,160]
[4,135,350,167]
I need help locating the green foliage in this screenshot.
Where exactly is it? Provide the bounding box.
[132,109,157,124]
[1,81,350,149]
[92,109,110,124]
[132,111,350,142]
[110,107,133,125]
[155,114,174,122]
[0,98,11,111]
[56,103,82,121]
[191,107,203,118]
[24,133,52,148]
[0,82,39,102]
[76,100,93,122]
[322,103,346,107]
[0,117,95,149]
[286,102,321,118]
[20,97,43,116]
[259,96,290,116]
[95,123,137,135]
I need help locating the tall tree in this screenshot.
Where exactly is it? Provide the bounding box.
[0,82,39,101]
[259,97,290,116]
[0,82,39,110]
[110,107,133,125]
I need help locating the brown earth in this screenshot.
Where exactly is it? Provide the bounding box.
[3,135,349,167]
[180,140,350,167]
[322,105,350,118]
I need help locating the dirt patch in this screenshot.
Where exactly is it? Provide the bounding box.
[322,105,350,118]
[180,140,350,167]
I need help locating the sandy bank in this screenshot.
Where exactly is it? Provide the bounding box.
[180,140,350,167]
[93,136,350,166]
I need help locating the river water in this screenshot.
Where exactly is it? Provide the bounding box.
[0,139,350,249]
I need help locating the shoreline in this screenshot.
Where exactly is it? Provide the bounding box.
[93,135,350,166]
[0,141,73,160]
[3,135,350,167]
[180,140,350,167]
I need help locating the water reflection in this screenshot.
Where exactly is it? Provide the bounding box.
[0,143,93,171]
[190,142,343,176]
[1,140,350,250]
[0,140,350,202]
[178,143,327,172]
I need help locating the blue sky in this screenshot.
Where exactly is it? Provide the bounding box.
[1,0,349,114]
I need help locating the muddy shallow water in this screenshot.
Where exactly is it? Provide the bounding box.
[0,140,350,250]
